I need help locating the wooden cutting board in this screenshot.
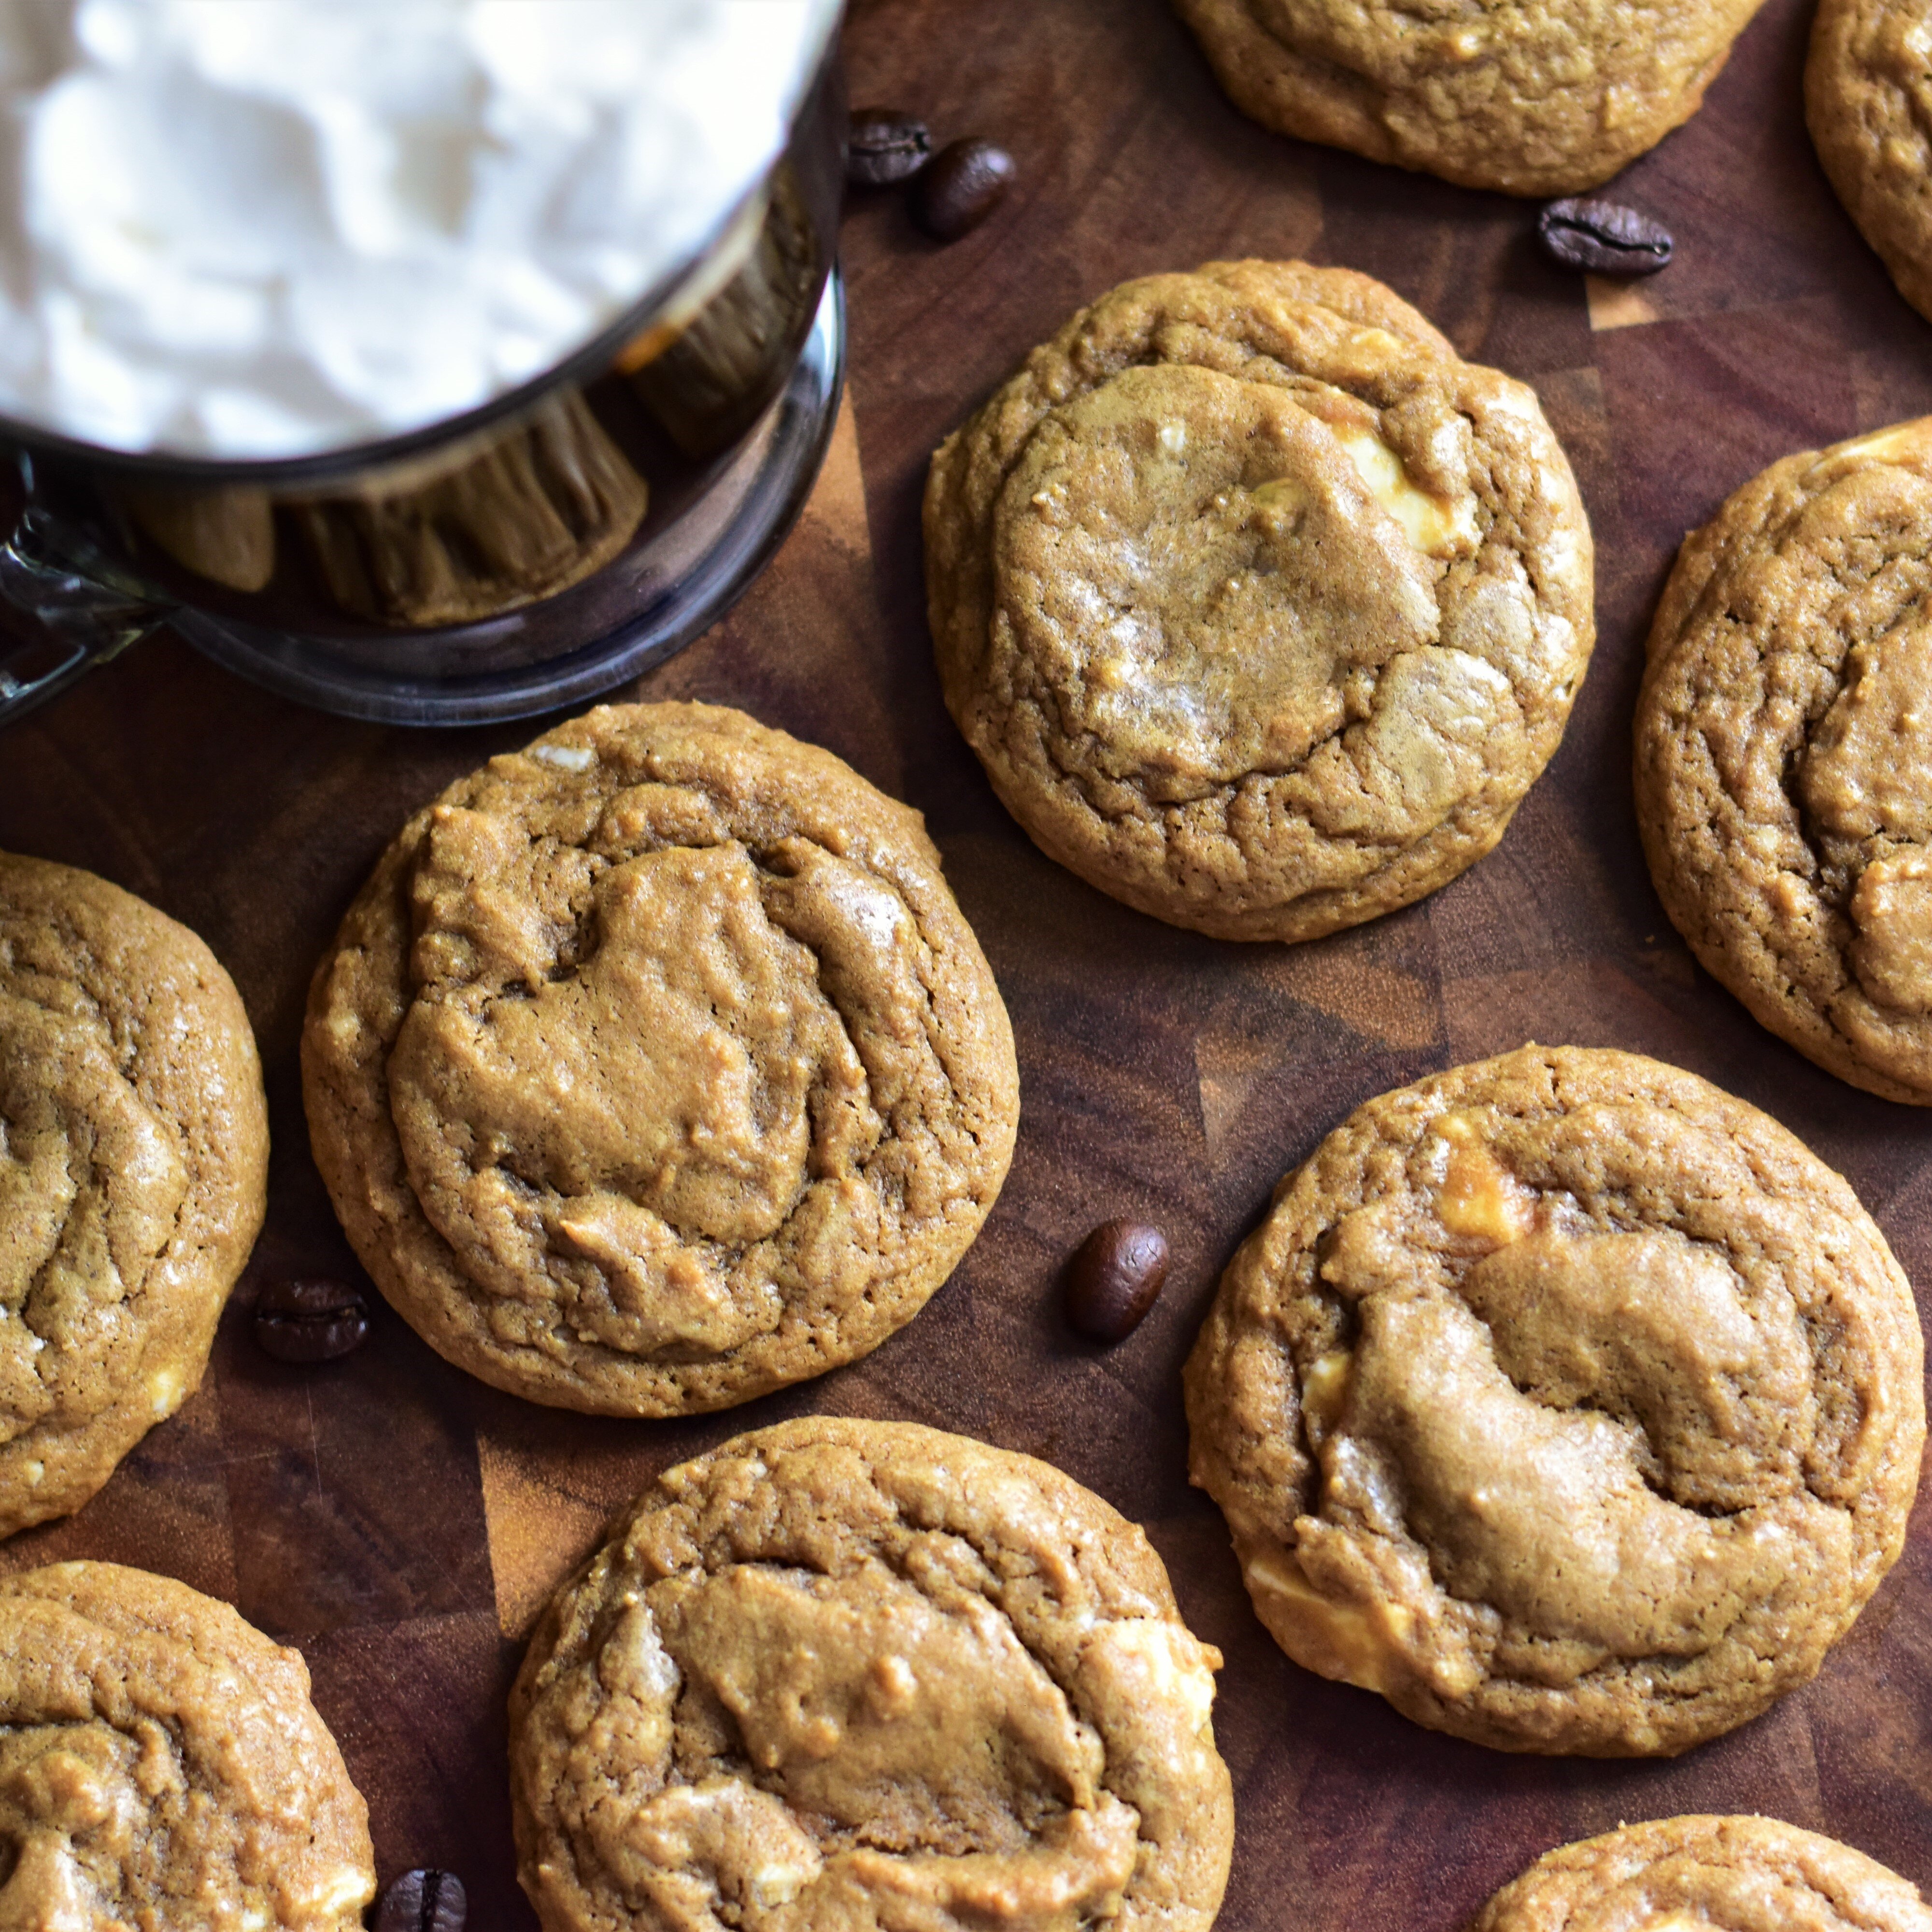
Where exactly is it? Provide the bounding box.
[5,0,1932,1922]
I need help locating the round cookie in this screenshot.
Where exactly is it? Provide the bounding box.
[0,1560,375,1928]
[1183,1044,1925,1756]
[508,1416,1234,1932]
[302,701,1020,1416]
[1809,0,1932,327]
[1476,1817,1932,1932]
[1172,0,1769,197]
[1636,418,1932,1104]
[0,852,268,1539]
[924,260,1594,943]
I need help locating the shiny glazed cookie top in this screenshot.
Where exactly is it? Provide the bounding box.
[0,1562,374,1929]
[1636,419,1932,1101]
[302,703,1019,1415]
[509,1418,1233,1932]
[996,362,1477,791]
[1183,1046,1925,1755]
[0,854,268,1538]
[1809,0,1932,326]
[1476,1816,1932,1932]
[925,261,1594,942]
[1173,0,1768,196]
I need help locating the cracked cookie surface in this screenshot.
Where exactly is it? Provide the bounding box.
[508,1416,1233,1932]
[0,1561,374,1929]
[0,853,267,1538]
[1174,0,1768,196]
[1183,1045,1924,1755]
[1636,419,1932,1104]
[1810,0,1932,327]
[301,702,1019,1415]
[1477,1816,1932,1932]
[923,261,1593,943]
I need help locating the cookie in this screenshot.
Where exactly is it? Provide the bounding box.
[508,1415,1234,1932]
[302,701,1019,1416]
[1172,0,1768,196]
[0,852,268,1538]
[1635,419,1932,1104]
[1476,1816,1932,1932]
[924,260,1594,943]
[1809,0,1932,328]
[0,1560,375,1927]
[1184,1044,1925,1756]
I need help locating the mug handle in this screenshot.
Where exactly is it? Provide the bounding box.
[0,467,171,728]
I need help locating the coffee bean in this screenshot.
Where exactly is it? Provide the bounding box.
[847,107,932,188]
[910,137,1015,242]
[252,1278,369,1364]
[375,1869,466,1932]
[1536,197,1673,277]
[1065,1221,1169,1342]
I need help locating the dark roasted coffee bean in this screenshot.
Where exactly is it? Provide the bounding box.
[1065,1221,1169,1342]
[252,1277,369,1363]
[847,107,933,188]
[375,1868,466,1932]
[1536,197,1674,276]
[911,137,1015,242]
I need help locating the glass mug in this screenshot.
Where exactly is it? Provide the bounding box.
[0,37,844,729]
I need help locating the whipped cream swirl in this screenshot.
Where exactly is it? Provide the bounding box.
[0,0,838,459]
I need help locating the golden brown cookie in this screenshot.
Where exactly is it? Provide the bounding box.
[924,260,1594,943]
[1476,1816,1932,1932]
[1635,419,1932,1104]
[1174,0,1768,196]
[0,852,268,1539]
[0,1560,375,1928]
[508,1416,1234,1932]
[302,702,1019,1416]
[1184,1044,1925,1756]
[1809,0,1932,327]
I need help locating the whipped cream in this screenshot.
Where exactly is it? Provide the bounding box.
[0,0,839,459]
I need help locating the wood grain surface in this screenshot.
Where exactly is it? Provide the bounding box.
[5,0,1932,1924]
